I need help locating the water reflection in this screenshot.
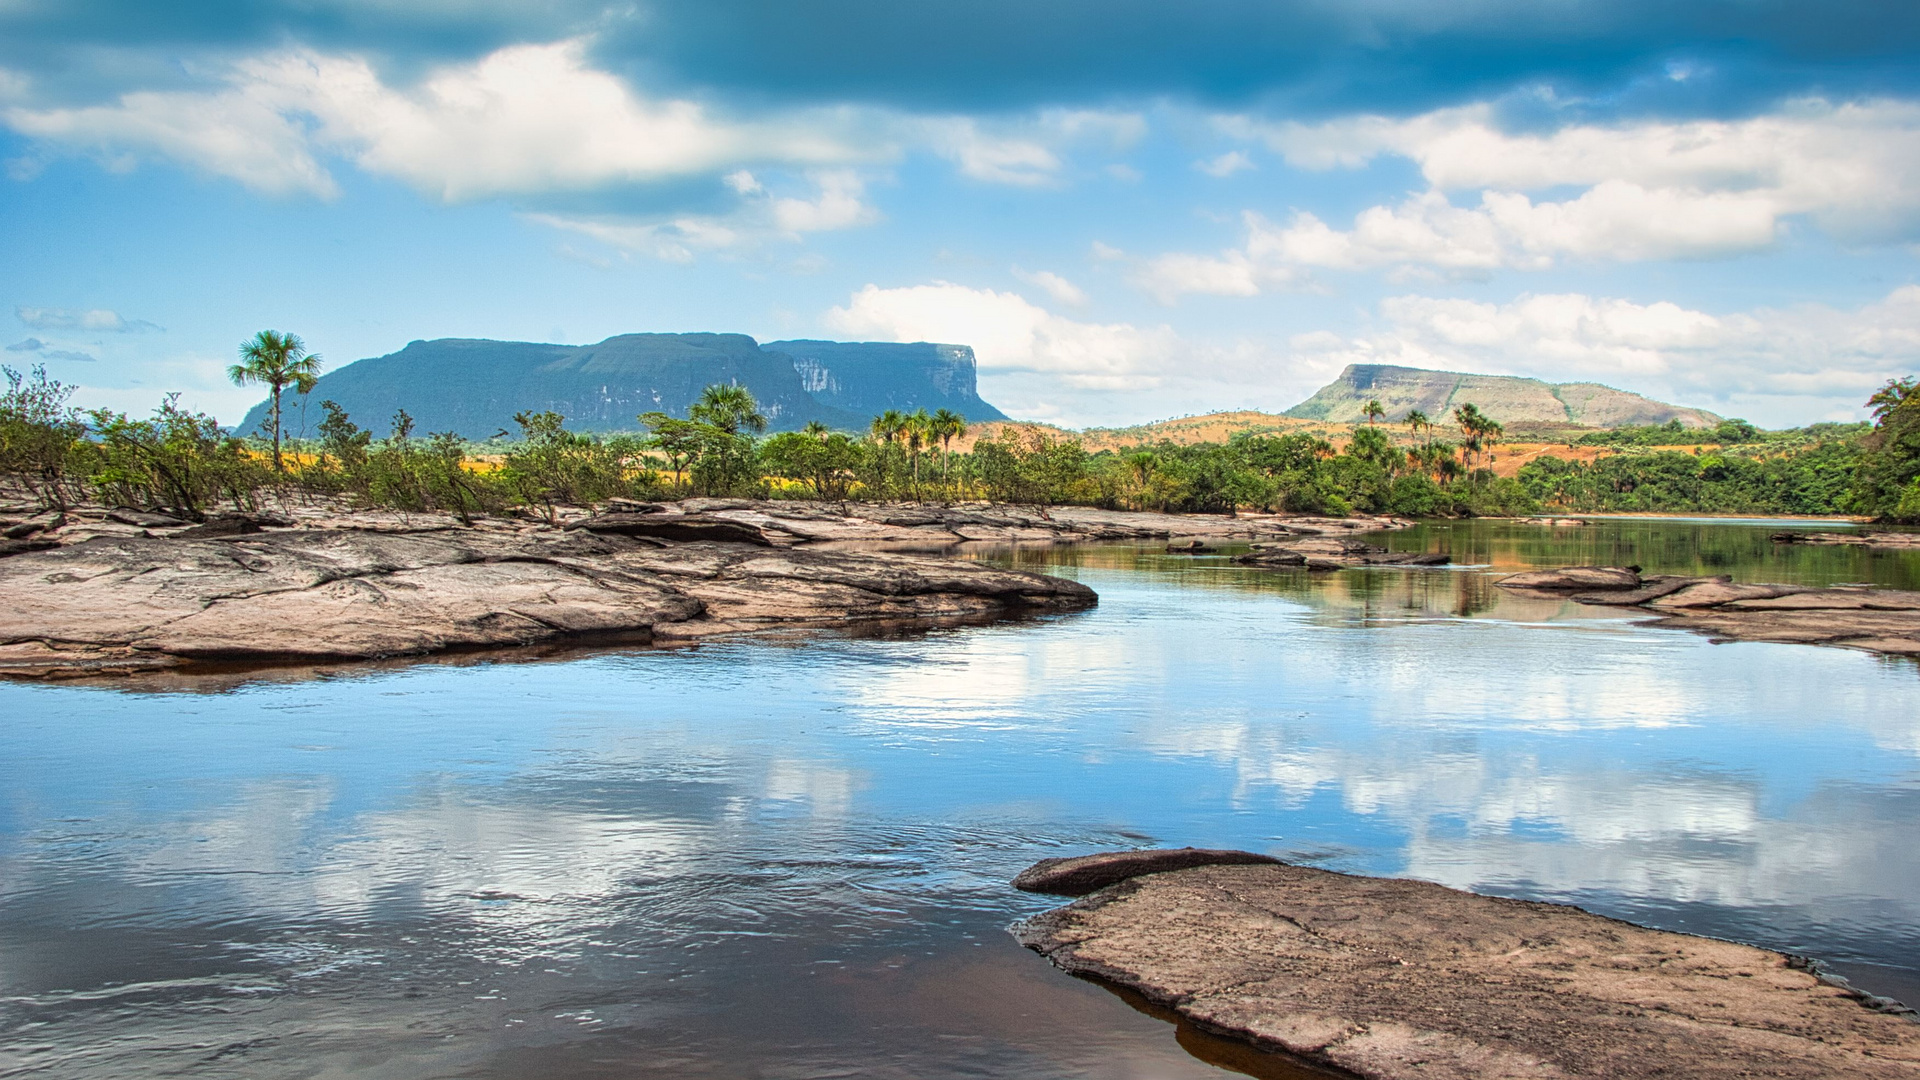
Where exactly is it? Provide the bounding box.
[2,520,1917,1078]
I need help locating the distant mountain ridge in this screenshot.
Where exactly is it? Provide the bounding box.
[1284,364,1721,428]
[241,333,1007,440]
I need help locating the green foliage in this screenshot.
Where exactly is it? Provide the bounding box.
[0,366,90,509]
[1575,417,1761,447]
[87,395,268,517]
[499,410,652,521]
[1517,441,1863,516]
[761,428,864,499]
[640,384,767,496]
[3,376,1897,524]
[1852,377,1920,521]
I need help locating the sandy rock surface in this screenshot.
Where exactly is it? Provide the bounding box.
[0,525,1095,679]
[1497,567,1920,657]
[1015,858,1920,1080]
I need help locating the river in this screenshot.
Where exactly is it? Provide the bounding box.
[2,518,1916,1078]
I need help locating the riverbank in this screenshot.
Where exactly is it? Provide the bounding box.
[1014,850,1920,1080]
[0,500,1411,680]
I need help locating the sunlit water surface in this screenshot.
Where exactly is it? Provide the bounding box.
[2,518,1917,1078]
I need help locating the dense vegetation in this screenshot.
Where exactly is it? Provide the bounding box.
[3,334,1916,523]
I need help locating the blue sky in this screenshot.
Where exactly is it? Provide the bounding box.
[2,1,1918,428]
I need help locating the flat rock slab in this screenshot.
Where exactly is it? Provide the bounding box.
[1014,860,1920,1080]
[0,528,1095,679]
[1497,566,1643,591]
[1500,567,1920,658]
[1013,848,1285,896]
[1772,531,1920,549]
[1235,536,1449,570]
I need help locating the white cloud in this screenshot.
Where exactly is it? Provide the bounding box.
[1136,178,1800,298]
[921,118,1060,186]
[1289,285,1920,424]
[769,169,878,233]
[1195,149,1255,177]
[1131,218,1315,302]
[525,169,879,262]
[1218,97,1920,257]
[15,306,159,332]
[824,281,1174,390]
[1011,267,1088,307]
[28,41,877,202]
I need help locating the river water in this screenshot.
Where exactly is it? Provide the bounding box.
[2,518,1917,1079]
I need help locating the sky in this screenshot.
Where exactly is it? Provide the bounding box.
[2,1,1919,429]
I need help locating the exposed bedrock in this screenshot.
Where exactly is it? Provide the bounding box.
[1013,854,1920,1080]
[1234,535,1450,570]
[0,527,1096,679]
[1496,566,1920,657]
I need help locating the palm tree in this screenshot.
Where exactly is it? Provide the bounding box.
[870,409,907,447]
[1452,403,1503,474]
[229,330,322,472]
[1405,409,1430,447]
[1362,399,1385,426]
[689,383,768,435]
[904,409,931,484]
[803,420,830,438]
[928,408,967,487]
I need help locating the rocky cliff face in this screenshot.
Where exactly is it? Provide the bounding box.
[1285,364,1722,428]
[239,333,1005,439]
[764,340,1007,421]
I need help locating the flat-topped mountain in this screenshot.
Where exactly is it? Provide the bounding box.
[1285,364,1722,428]
[241,333,1005,440]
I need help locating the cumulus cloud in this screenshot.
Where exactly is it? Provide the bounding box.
[1290,286,1920,424]
[6,41,870,200]
[15,306,159,332]
[1196,98,1920,278]
[1011,267,1088,307]
[1144,180,1792,299]
[3,41,1139,209]
[825,281,1175,390]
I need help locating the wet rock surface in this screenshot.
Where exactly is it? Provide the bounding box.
[1234,536,1450,571]
[1014,857,1920,1080]
[1013,848,1285,897]
[0,523,1096,679]
[1499,568,1920,657]
[1772,530,1920,549]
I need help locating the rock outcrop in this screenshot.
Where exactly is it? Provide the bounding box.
[1014,854,1920,1080]
[1497,567,1920,657]
[1772,531,1920,550]
[1284,363,1721,428]
[0,526,1096,679]
[1012,848,1284,897]
[1234,536,1450,570]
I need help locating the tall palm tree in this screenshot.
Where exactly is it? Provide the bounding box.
[1405,409,1430,447]
[928,408,967,488]
[689,383,767,435]
[870,409,907,446]
[904,409,932,484]
[229,330,323,473]
[1451,403,1503,473]
[1362,399,1385,426]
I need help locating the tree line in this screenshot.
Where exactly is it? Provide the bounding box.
[3,331,1916,523]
